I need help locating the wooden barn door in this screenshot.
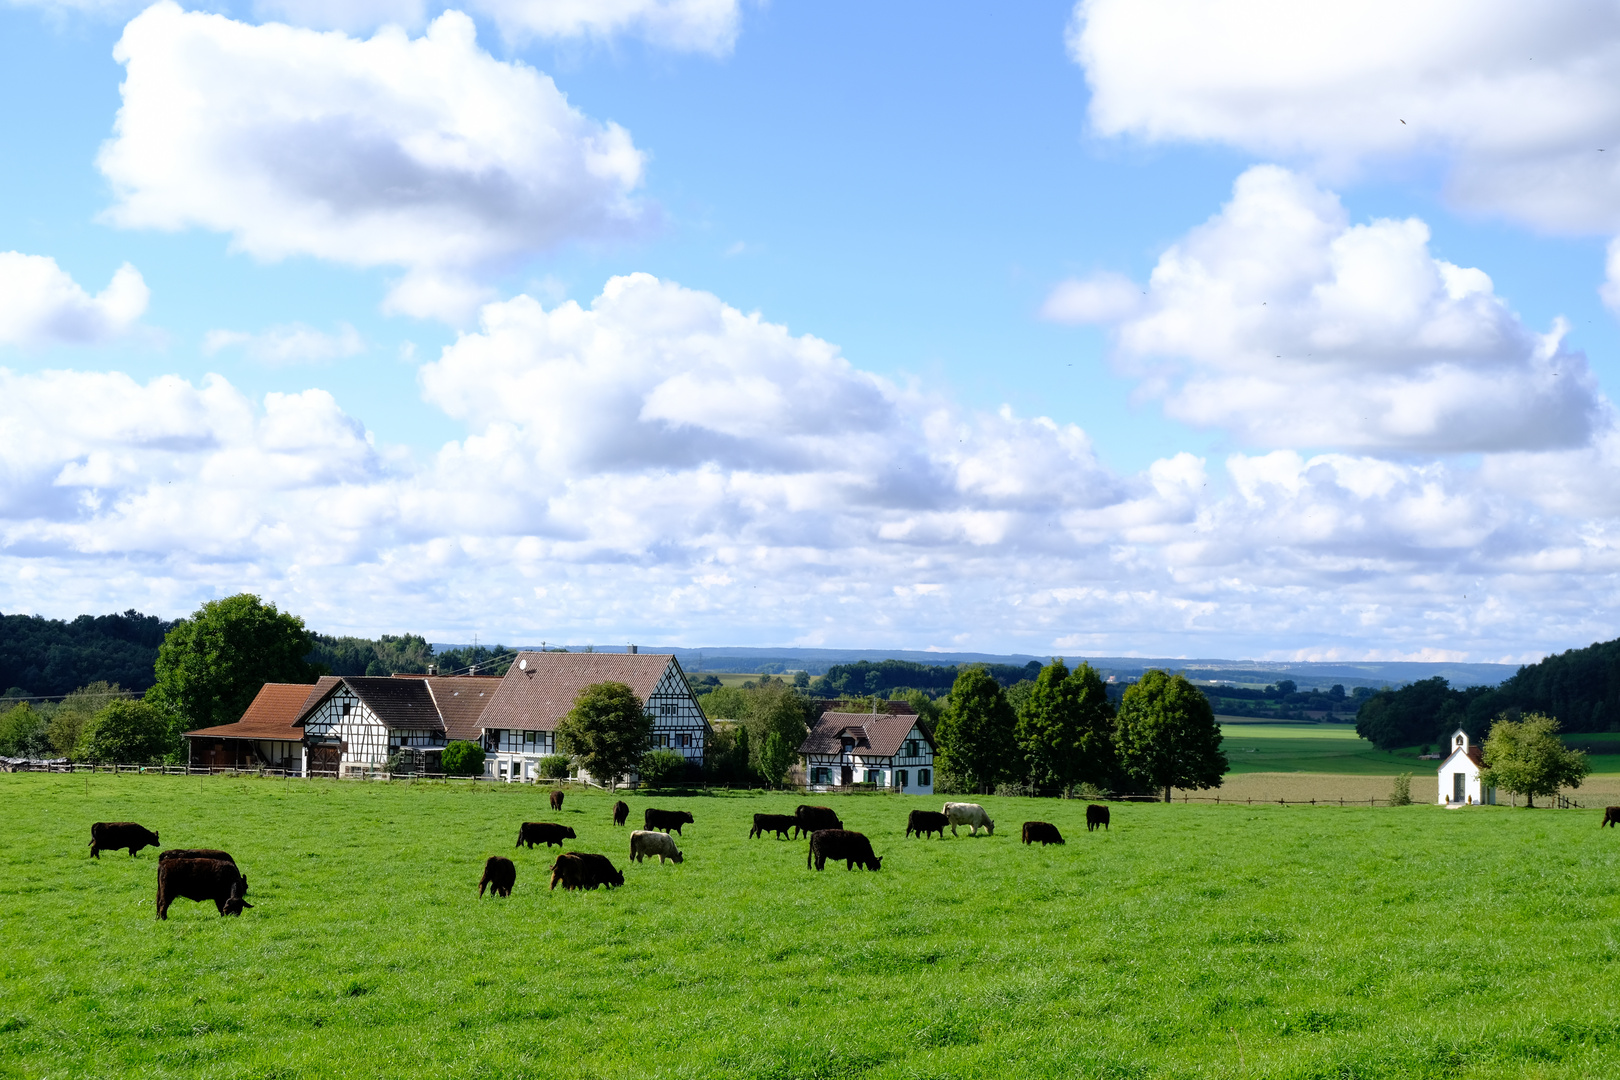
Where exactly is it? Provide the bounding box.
[309,746,341,777]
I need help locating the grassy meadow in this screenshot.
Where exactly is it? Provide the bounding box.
[4,774,1620,1079]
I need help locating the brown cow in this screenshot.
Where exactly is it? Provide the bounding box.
[515,822,576,849]
[644,807,694,835]
[612,800,630,826]
[1603,806,1620,828]
[1086,804,1110,832]
[906,809,948,839]
[807,829,881,871]
[750,813,796,839]
[794,804,842,838]
[479,856,515,897]
[550,789,565,811]
[90,822,159,859]
[159,848,235,864]
[549,851,624,890]
[1022,821,1064,846]
[156,858,250,919]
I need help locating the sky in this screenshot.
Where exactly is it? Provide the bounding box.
[2,0,1620,662]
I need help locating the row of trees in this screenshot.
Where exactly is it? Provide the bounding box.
[932,661,1228,800]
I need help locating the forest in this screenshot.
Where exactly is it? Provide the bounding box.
[0,610,172,697]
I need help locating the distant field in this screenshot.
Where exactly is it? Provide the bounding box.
[1218,719,1620,776]
[6,774,1620,1078]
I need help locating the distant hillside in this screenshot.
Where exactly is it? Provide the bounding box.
[0,610,173,697]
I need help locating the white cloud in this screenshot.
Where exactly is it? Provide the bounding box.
[203,323,366,364]
[0,253,148,346]
[1071,0,1620,233]
[1060,166,1605,452]
[98,3,648,323]
[1039,272,1141,324]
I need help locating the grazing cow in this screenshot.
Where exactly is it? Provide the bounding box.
[644,807,694,835]
[1604,807,1620,828]
[906,809,949,839]
[807,829,882,871]
[515,822,576,849]
[1086,804,1111,832]
[89,822,159,859]
[549,851,624,890]
[630,829,684,864]
[943,802,994,837]
[612,800,630,826]
[750,813,796,839]
[159,848,235,864]
[479,856,516,898]
[550,789,565,811]
[794,804,843,838]
[1022,821,1064,846]
[156,858,250,919]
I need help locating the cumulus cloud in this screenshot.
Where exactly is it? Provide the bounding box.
[1071,0,1620,232]
[0,253,148,346]
[204,323,366,364]
[1055,166,1605,452]
[98,3,648,323]
[1039,272,1141,324]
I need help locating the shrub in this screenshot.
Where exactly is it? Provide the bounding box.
[537,754,571,779]
[77,700,176,764]
[1390,772,1412,806]
[441,741,485,776]
[638,748,689,788]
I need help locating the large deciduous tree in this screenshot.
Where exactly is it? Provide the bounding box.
[1016,659,1117,795]
[145,594,319,737]
[77,700,176,764]
[1481,712,1590,807]
[1115,670,1228,802]
[936,667,1018,794]
[556,680,654,790]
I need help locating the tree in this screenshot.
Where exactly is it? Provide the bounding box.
[1481,712,1590,807]
[77,700,177,764]
[556,681,653,790]
[935,667,1018,794]
[1115,670,1228,802]
[0,702,51,757]
[48,682,125,757]
[441,740,485,776]
[145,595,319,739]
[1015,660,1117,796]
[741,681,811,783]
[758,731,794,787]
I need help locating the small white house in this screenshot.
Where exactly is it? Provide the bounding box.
[800,708,935,793]
[1437,728,1496,805]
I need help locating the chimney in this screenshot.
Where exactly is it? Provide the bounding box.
[629,644,638,655]
[427,665,437,676]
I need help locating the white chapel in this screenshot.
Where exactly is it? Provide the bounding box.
[1437,728,1496,805]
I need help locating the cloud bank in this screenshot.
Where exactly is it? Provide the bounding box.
[0,253,148,346]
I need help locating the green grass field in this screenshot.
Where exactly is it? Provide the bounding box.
[1219,720,1620,776]
[4,774,1620,1079]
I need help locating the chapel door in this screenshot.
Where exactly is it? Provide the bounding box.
[841,765,853,786]
[1453,772,1465,801]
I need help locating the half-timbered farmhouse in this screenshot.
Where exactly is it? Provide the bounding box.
[800,707,935,793]
[478,650,711,782]
[293,675,502,776]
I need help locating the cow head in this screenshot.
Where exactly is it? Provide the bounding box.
[564,826,577,839]
[671,849,684,864]
[868,856,883,871]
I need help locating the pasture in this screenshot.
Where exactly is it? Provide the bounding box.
[1219,720,1620,776]
[3,775,1620,1079]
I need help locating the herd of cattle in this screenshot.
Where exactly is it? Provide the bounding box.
[87,792,1118,915]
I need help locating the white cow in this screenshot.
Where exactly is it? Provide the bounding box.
[630,829,685,864]
[943,802,994,836]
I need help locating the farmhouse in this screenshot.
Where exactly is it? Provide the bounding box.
[183,682,312,771]
[800,707,934,793]
[1437,727,1496,805]
[477,650,711,782]
[293,674,503,776]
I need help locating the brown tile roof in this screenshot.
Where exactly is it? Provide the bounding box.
[183,682,317,740]
[424,677,504,741]
[480,652,680,732]
[800,711,933,758]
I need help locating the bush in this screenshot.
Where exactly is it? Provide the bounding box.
[77,700,176,764]
[441,741,485,776]
[1390,772,1412,806]
[537,754,571,779]
[639,749,689,788]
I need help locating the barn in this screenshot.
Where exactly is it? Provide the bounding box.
[1437,727,1497,805]
[478,650,711,783]
[293,674,502,776]
[800,707,935,793]
[183,682,313,771]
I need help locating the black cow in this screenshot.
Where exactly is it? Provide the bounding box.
[549,851,624,891]
[808,829,882,871]
[1604,806,1620,828]
[156,858,250,919]
[644,807,694,835]
[480,856,516,897]
[906,809,948,839]
[1086,804,1110,832]
[1022,821,1064,846]
[794,804,842,838]
[90,822,159,859]
[612,800,630,826]
[550,790,565,811]
[750,813,796,839]
[516,822,576,849]
[160,848,235,864]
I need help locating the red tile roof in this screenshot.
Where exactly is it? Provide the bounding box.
[424,677,504,741]
[183,682,318,740]
[480,652,679,732]
[800,710,933,758]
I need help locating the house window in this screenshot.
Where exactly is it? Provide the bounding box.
[525,731,536,746]
[866,769,883,785]
[660,704,676,714]
[813,767,831,785]
[919,768,931,786]
[905,740,917,757]
[679,733,690,748]
[341,702,352,717]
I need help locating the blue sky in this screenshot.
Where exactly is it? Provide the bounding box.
[3,0,1619,661]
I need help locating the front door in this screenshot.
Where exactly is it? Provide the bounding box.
[1453,772,1466,801]
[841,765,853,786]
